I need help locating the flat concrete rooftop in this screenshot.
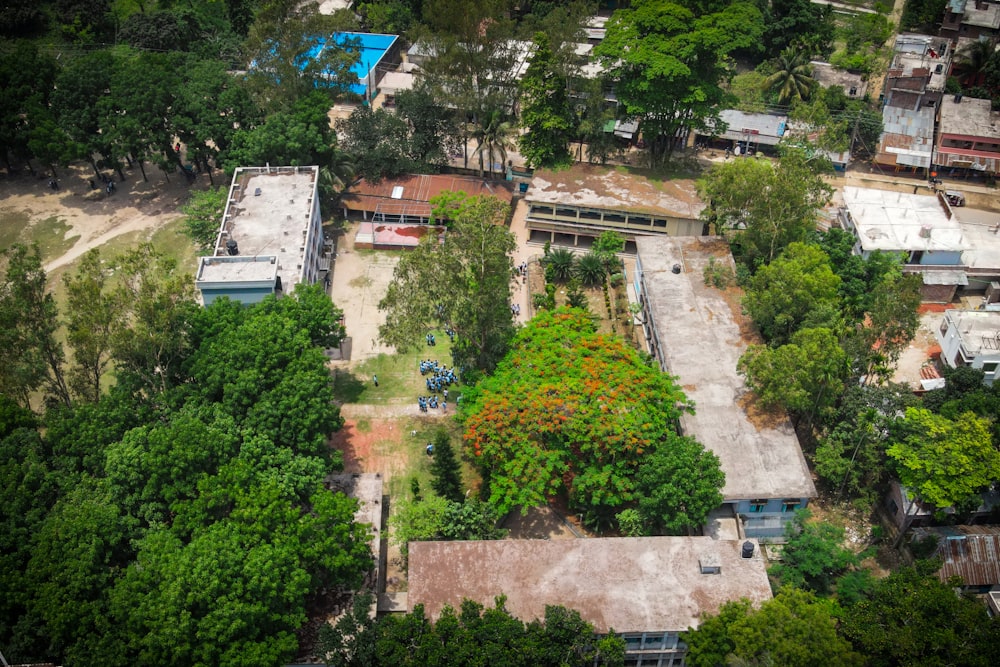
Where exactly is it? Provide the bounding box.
[945,309,1000,355]
[407,537,771,633]
[842,186,966,253]
[527,164,704,219]
[635,236,816,502]
[939,96,1000,139]
[214,167,318,289]
[196,255,278,284]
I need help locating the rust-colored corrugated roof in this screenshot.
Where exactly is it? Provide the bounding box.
[341,173,514,217]
[919,525,1000,586]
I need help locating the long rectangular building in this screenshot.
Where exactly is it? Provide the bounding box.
[634,236,816,541]
[408,537,772,666]
[195,166,325,305]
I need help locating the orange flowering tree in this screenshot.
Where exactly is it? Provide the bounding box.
[462,307,703,524]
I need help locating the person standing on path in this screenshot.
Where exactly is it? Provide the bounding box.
[372,374,378,387]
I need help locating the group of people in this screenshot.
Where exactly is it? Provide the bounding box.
[510,302,521,317]
[417,358,459,413]
[425,333,437,346]
[89,173,117,195]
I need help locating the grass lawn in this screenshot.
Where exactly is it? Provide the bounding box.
[333,330,467,406]
[0,208,81,260]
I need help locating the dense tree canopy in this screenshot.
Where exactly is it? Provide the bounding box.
[739,326,848,425]
[683,588,864,667]
[320,594,626,667]
[741,242,841,346]
[840,565,1000,667]
[813,383,919,505]
[0,267,372,666]
[462,308,720,528]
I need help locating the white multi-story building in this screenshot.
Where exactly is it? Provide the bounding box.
[195,166,326,306]
[937,309,1000,384]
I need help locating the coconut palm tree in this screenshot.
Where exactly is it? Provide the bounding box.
[955,37,999,87]
[763,49,815,106]
[318,147,356,215]
[575,252,606,287]
[472,110,515,178]
[543,247,576,283]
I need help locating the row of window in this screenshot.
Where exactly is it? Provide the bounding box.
[529,205,674,229]
[748,500,800,513]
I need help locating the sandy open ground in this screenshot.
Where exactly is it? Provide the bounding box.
[1,163,205,273]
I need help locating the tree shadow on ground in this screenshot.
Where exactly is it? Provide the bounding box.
[332,368,366,403]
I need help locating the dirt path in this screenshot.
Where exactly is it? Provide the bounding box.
[1,163,203,273]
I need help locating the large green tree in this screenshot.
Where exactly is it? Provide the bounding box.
[887,407,1000,510]
[684,588,864,667]
[840,564,1000,667]
[63,249,122,403]
[395,80,456,170]
[763,0,835,59]
[594,0,765,167]
[741,243,841,346]
[379,193,517,376]
[699,150,833,268]
[633,436,724,534]
[0,244,71,407]
[225,91,337,170]
[337,105,417,181]
[0,41,58,171]
[518,32,575,169]
[462,308,698,523]
[738,327,847,425]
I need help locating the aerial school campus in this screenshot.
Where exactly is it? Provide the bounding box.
[4,0,1000,665]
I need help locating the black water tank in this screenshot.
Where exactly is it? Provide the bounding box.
[741,541,754,559]
[226,239,239,256]
[955,93,963,104]
[671,263,682,274]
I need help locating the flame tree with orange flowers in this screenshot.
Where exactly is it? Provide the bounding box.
[461,307,724,532]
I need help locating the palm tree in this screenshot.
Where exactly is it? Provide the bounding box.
[318,147,356,215]
[955,37,999,87]
[575,252,606,287]
[543,247,576,283]
[473,110,515,178]
[763,49,815,106]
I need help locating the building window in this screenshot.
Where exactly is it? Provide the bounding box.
[781,500,800,513]
[984,362,999,375]
[749,499,767,513]
[940,319,950,336]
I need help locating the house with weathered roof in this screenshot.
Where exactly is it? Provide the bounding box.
[407,537,773,665]
[912,525,1000,593]
[634,236,817,541]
